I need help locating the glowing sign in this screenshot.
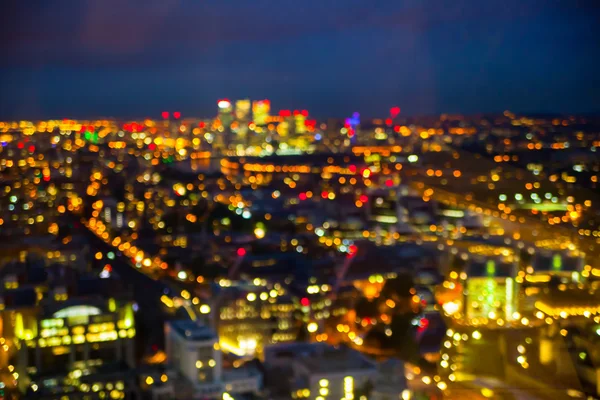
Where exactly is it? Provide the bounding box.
[54,305,102,319]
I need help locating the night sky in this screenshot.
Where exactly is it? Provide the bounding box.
[1,0,599,119]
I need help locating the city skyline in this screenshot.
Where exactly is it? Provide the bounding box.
[1,0,600,119]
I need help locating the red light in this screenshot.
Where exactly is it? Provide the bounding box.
[321,191,328,199]
[279,110,291,117]
[348,165,357,173]
[348,244,358,255]
[390,106,401,117]
[385,118,392,126]
[88,125,94,132]
[359,195,368,203]
[17,142,24,149]
[348,128,355,138]
[104,264,112,272]
[394,126,400,133]
[301,110,308,117]
[301,297,310,307]
[28,145,35,152]
[237,248,246,257]
[385,179,393,187]
[305,119,316,127]
[148,143,156,151]
[173,112,181,119]
[263,99,270,105]
[419,318,429,331]
[299,193,307,201]
[198,121,206,128]
[293,110,300,116]
[43,176,50,182]
[162,111,169,119]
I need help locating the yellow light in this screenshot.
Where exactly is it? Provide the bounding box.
[569,211,579,220]
[307,322,318,333]
[472,330,482,340]
[481,388,494,398]
[319,379,329,387]
[247,293,257,302]
[145,376,154,385]
[254,227,266,239]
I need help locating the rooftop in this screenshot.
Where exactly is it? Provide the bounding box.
[266,343,376,375]
[169,320,217,342]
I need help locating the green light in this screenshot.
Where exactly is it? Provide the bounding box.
[123,304,134,329]
[552,254,562,271]
[486,260,496,277]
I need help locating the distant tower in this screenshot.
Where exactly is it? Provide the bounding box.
[234,99,251,143]
[217,99,233,149]
[252,99,271,126]
[217,99,233,128]
[345,112,360,145]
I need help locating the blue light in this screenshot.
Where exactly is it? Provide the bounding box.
[314,133,322,140]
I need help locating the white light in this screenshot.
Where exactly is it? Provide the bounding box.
[442,301,460,315]
[218,100,231,109]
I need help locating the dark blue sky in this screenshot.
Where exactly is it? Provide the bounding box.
[1,0,599,119]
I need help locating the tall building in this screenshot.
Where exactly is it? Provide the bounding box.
[0,254,137,398]
[165,321,222,397]
[218,99,234,128]
[264,343,377,400]
[234,99,251,122]
[165,320,262,399]
[252,100,271,126]
[234,99,252,143]
[214,284,297,357]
